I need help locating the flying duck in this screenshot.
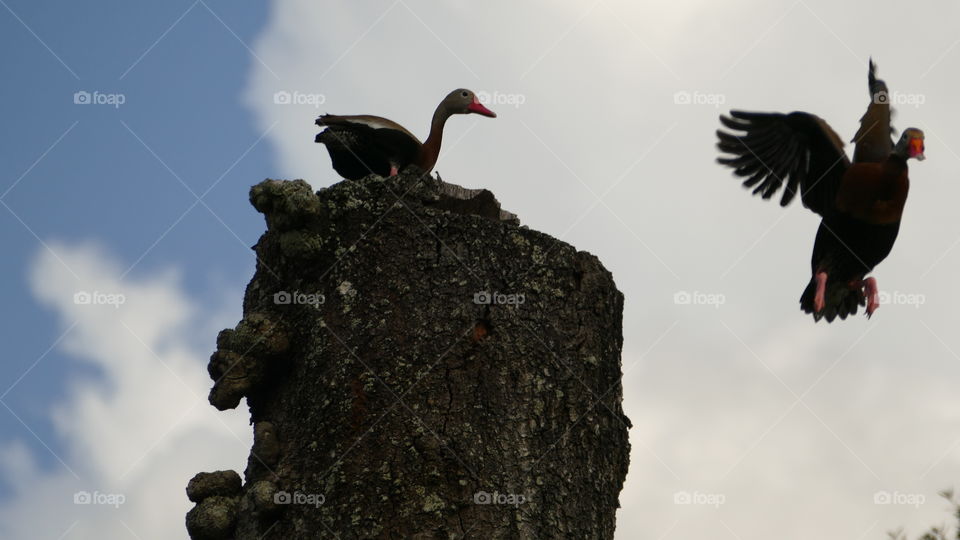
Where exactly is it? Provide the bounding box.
[716,60,925,322]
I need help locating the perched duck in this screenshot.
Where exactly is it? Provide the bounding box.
[716,60,925,322]
[315,89,496,180]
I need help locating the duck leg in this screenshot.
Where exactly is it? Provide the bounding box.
[813,271,828,313]
[856,277,880,317]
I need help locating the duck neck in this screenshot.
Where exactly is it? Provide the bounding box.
[889,137,914,165]
[419,106,450,172]
[887,149,909,171]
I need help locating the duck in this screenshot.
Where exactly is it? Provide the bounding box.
[315,89,496,180]
[716,60,925,322]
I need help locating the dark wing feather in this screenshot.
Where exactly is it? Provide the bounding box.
[315,115,421,180]
[851,59,894,163]
[315,123,391,179]
[716,110,850,217]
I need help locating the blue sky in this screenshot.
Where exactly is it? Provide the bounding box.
[4,1,960,538]
[1,0,269,474]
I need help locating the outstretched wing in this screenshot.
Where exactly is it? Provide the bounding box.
[851,59,894,163]
[316,114,421,144]
[716,110,850,217]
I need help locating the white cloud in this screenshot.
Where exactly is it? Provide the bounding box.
[242,1,960,538]
[0,242,250,540]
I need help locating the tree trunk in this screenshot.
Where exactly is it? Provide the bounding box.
[186,170,630,539]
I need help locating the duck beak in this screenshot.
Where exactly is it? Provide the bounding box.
[467,98,497,118]
[910,138,926,161]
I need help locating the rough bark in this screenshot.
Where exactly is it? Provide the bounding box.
[186,168,630,539]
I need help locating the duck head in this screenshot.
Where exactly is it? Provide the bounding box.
[894,128,925,161]
[442,89,497,118]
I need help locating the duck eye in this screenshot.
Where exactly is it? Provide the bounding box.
[461,91,469,97]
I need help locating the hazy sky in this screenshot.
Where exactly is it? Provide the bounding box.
[3,1,960,538]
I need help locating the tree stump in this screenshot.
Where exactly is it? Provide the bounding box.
[186,169,630,539]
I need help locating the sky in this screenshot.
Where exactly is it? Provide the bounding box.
[2,1,960,538]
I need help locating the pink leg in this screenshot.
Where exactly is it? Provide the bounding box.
[389,165,399,176]
[813,271,827,313]
[862,277,879,317]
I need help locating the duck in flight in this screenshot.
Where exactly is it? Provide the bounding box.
[716,60,925,322]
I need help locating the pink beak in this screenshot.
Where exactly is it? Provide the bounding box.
[467,100,496,118]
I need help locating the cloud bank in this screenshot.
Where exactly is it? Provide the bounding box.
[0,242,250,540]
